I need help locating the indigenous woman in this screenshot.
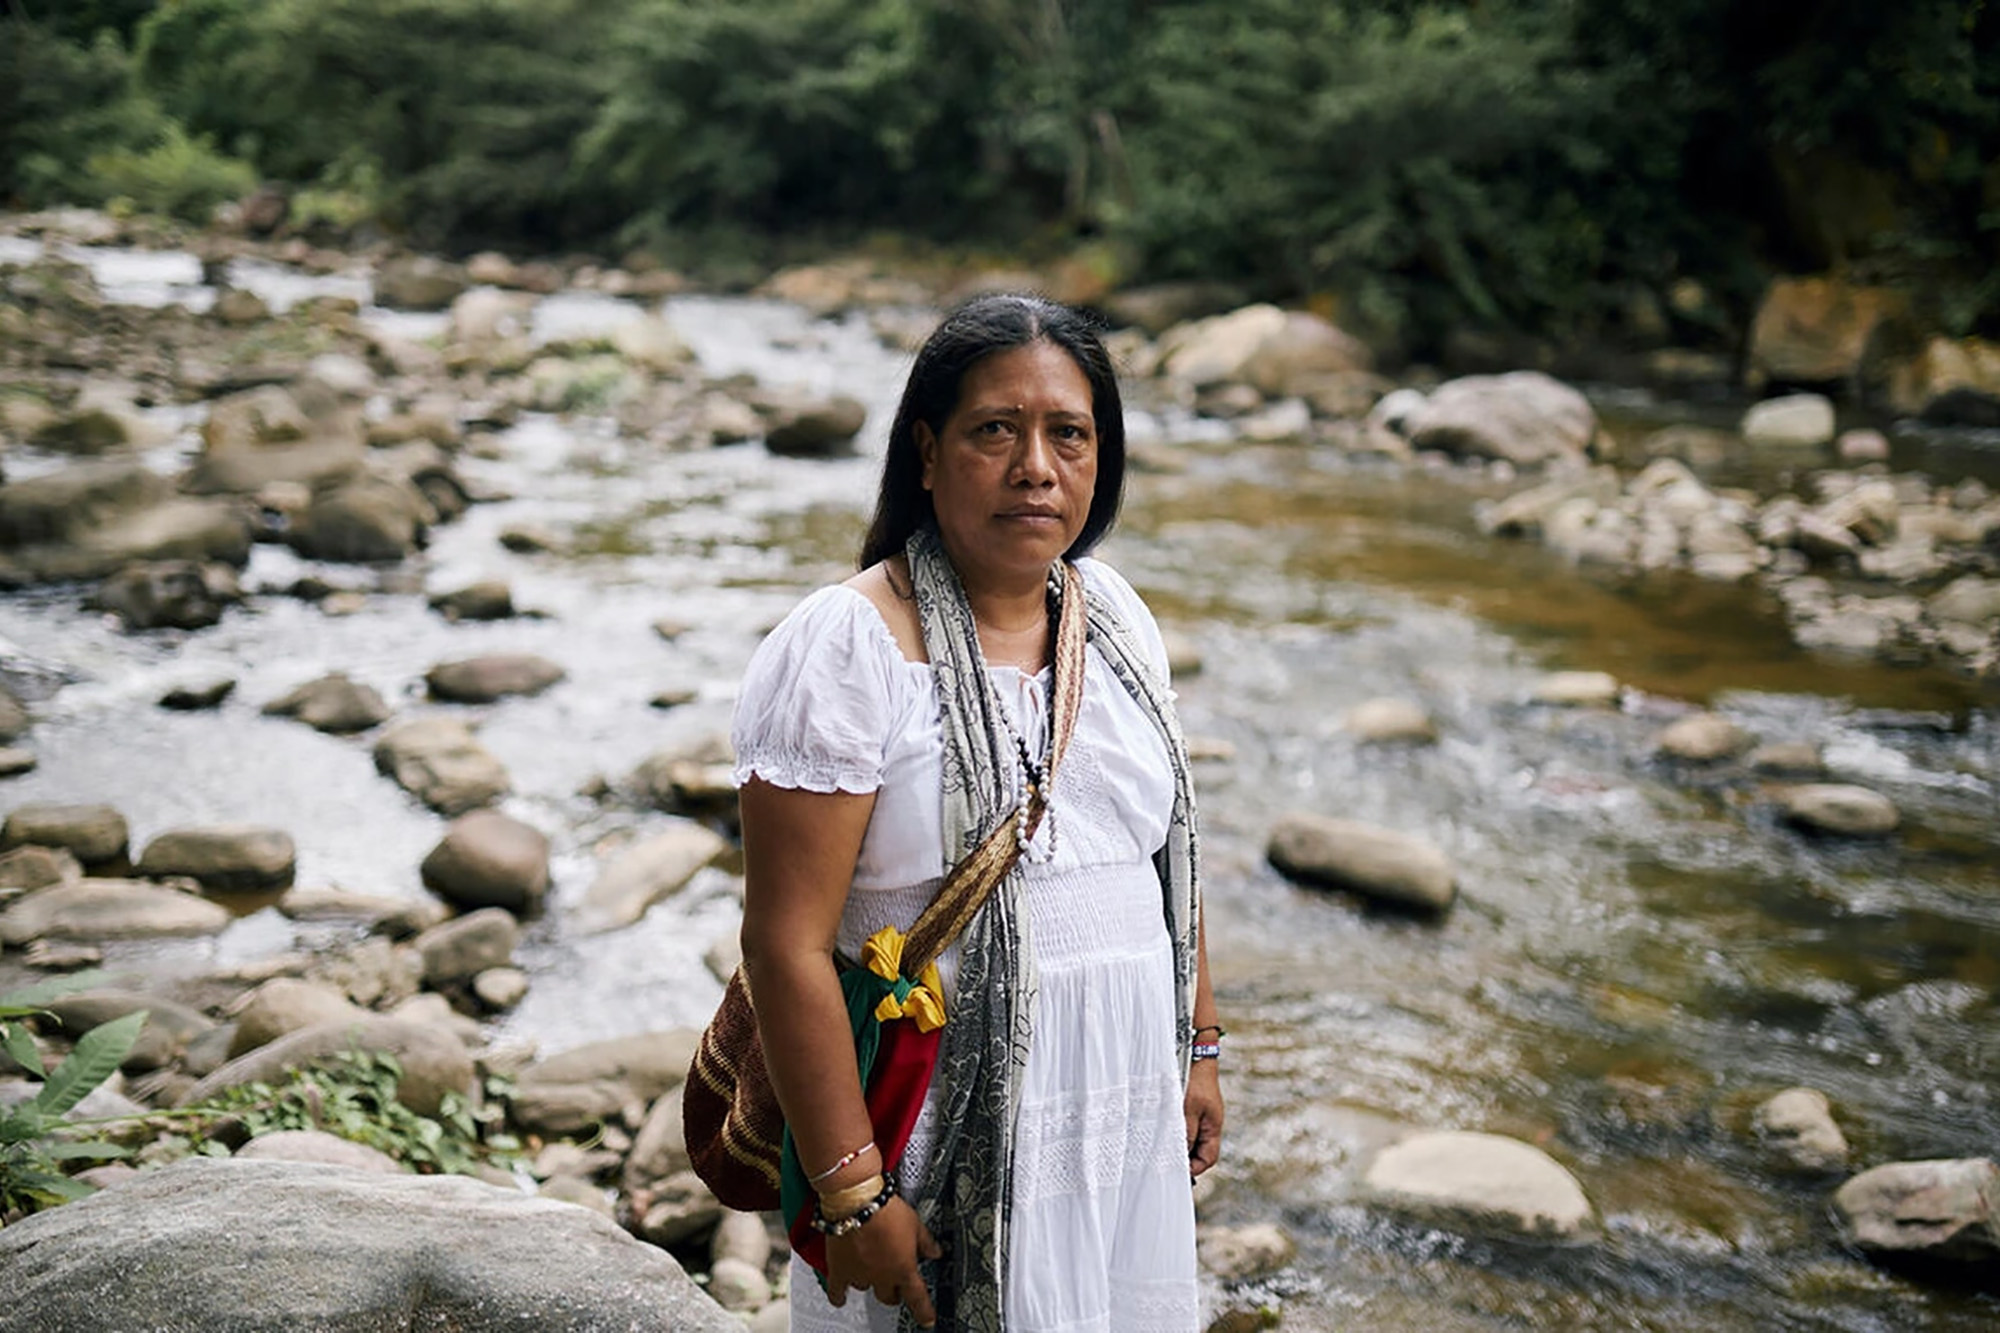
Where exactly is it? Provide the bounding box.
[733,295,1223,1332]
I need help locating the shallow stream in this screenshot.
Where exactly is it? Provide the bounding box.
[2,243,1996,1328]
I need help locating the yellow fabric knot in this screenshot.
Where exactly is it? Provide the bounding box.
[862,926,948,1032]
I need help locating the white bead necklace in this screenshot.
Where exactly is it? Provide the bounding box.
[987,673,1057,864]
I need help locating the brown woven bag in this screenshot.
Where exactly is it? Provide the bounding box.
[683,565,1087,1212]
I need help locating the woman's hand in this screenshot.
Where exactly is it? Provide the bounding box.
[1185,1058,1224,1178]
[824,1196,943,1327]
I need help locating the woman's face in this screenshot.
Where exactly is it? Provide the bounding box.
[916,340,1098,588]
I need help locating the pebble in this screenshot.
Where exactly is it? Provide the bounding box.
[0,747,37,777]
[1532,671,1621,707]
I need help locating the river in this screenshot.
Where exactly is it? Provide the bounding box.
[1,239,1995,1329]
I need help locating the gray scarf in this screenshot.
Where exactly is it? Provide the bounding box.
[903,527,1200,1331]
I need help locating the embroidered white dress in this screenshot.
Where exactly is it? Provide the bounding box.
[731,558,1200,1333]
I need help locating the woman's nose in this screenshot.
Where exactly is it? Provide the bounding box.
[1012,427,1058,483]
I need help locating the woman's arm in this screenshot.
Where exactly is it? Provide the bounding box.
[1185,911,1224,1178]
[738,777,941,1325]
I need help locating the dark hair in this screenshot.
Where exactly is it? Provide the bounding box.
[859,293,1126,569]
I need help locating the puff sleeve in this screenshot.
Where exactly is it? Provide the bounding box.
[730,586,902,794]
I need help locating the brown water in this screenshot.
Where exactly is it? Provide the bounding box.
[1,263,1995,1327]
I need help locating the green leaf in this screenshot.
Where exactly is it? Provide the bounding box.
[32,1009,148,1121]
[37,1139,132,1162]
[9,1168,94,1202]
[2,1022,46,1077]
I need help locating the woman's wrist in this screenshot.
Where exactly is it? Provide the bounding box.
[811,1173,897,1234]
[808,1140,883,1196]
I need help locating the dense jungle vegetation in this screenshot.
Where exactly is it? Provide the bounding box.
[3,0,1998,354]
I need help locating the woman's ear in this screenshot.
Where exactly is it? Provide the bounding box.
[915,421,938,491]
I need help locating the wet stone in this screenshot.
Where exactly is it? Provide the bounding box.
[1654,712,1752,763]
[1363,1129,1596,1241]
[1834,1158,2000,1266]
[1753,1086,1849,1171]
[1779,784,1900,837]
[428,579,515,622]
[160,678,236,711]
[2,802,129,867]
[1532,671,1621,707]
[0,747,35,777]
[373,717,510,815]
[425,653,566,704]
[262,672,391,734]
[1343,697,1437,744]
[1266,812,1457,913]
[0,844,81,891]
[1747,741,1823,777]
[420,809,551,917]
[136,826,296,894]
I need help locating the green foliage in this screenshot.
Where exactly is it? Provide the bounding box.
[0,19,167,209]
[0,973,148,1220]
[86,123,257,223]
[195,1051,519,1176]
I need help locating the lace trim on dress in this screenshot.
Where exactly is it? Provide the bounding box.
[729,747,882,795]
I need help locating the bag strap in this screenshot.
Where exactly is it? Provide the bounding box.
[899,561,1087,977]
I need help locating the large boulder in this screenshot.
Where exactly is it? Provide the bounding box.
[0,1158,741,1333]
[262,672,392,734]
[575,820,728,934]
[373,717,510,815]
[1363,1130,1596,1241]
[420,810,550,916]
[0,879,230,945]
[1833,1158,2000,1266]
[2,803,130,867]
[1266,813,1456,912]
[136,825,296,893]
[1395,373,1597,466]
[1748,277,1912,387]
[511,1031,701,1137]
[235,1129,405,1174]
[425,653,566,704]
[179,1016,474,1117]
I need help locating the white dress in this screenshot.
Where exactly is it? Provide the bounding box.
[731,558,1200,1333]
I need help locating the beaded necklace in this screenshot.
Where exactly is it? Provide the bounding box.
[987,670,1057,863]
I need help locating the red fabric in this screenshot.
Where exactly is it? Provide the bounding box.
[788,1019,943,1274]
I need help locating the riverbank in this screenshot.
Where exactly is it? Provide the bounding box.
[2,210,1996,1329]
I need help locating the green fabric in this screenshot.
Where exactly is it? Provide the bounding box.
[778,963,897,1236]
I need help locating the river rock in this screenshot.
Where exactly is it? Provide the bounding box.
[623,1085,690,1195]
[373,717,510,814]
[1266,813,1456,912]
[1748,277,1911,386]
[612,315,692,373]
[375,254,470,311]
[448,286,537,345]
[1778,784,1899,837]
[511,1030,700,1137]
[1653,712,1752,763]
[87,559,241,631]
[278,886,447,936]
[161,678,236,711]
[576,820,728,934]
[420,809,550,916]
[630,734,738,819]
[1742,394,1835,449]
[1160,304,1370,394]
[425,653,566,704]
[0,1157,740,1333]
[1888,333,2000,421]
[0,687,25,742]
[287,473,431,563]
[0,748,33,778]
[181,1016,475,1117]
[1816,480,1900,546]
[1343,698,1437,744]
[412,908,520,987]
[0,844,80,891]
[3,803,130,866]
[236,1129,405,1174]
[44,989,216,1072]
[1746,741,1823,777]
[428,579,514,622]
[229,977,369,1057]
[1101,281,1247,336]
[136,826,296,893]
[1197,1222,1297,1280]
[708,1257,771,1313]
[1833,1158,2000,1265]
[1836,429,1891,464]
[473,967,528,1010]
[1363,1130,1595,1241]
[1753,1087,1848,1170]
[263,672,392,733]
[1929,575,2000,626]
[1397,372,1597,466]
[637,1169,724,1247]
[0,879,230,944]
[759,391,867,457]
[0,460,167,548]
[710,1207,773,1271]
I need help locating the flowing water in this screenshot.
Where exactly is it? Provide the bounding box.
[2,243,1996,1328]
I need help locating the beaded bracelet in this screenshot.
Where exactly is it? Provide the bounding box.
[1191,1042,1222,1062]
[1192,1024,1227,1041]
[807,1139,877,1186]
[810,1174,898,1238]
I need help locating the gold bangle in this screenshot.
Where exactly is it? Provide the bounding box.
[816,1172,887,1219]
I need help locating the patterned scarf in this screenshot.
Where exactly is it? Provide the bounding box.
[903,526,1200,1331]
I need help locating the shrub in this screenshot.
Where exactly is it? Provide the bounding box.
[86,124,258,223]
